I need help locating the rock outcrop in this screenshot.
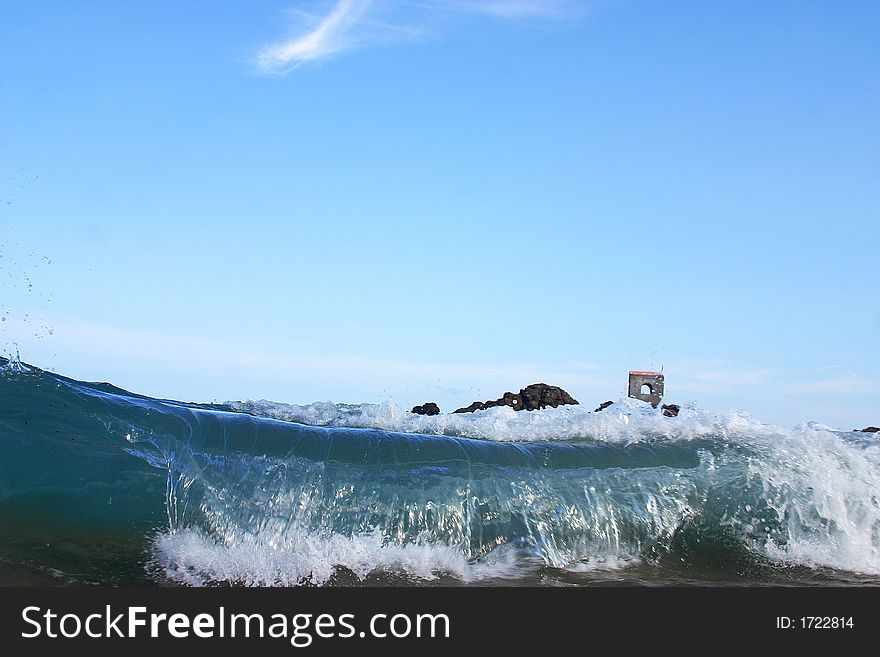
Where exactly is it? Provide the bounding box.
[411,402,440,416]
[594,400,614,412]
[453,383,578,414]
[453,401,484,414]
[855,426,879,433]
[661,403,680,417]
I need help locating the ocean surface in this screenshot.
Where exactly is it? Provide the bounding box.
[1,355,878,587]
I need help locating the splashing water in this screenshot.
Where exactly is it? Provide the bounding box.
[1,359,878,586]
[1,344,29,373]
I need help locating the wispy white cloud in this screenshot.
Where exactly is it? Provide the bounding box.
[257,0,376,74]
[782,373,880,397]
[690,368,777,387]
[665,360,778,395]
[256,0,586,75]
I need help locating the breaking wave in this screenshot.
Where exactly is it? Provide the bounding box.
[2,357,879,586]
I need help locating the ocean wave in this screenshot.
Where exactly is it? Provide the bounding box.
[1,359,879,585]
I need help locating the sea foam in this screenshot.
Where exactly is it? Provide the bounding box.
[225,396,773,444]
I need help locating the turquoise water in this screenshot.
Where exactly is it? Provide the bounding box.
[1,356,878,586]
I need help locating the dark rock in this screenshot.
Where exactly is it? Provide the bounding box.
[484,391,524,411]
[594,400,614,413]
[521,384,578,411]
[661,403,680,418]
[411,402,440,416]
[454,383,578,414]
[855,426,879,433]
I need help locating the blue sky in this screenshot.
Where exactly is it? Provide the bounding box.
[1,0,878,428]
